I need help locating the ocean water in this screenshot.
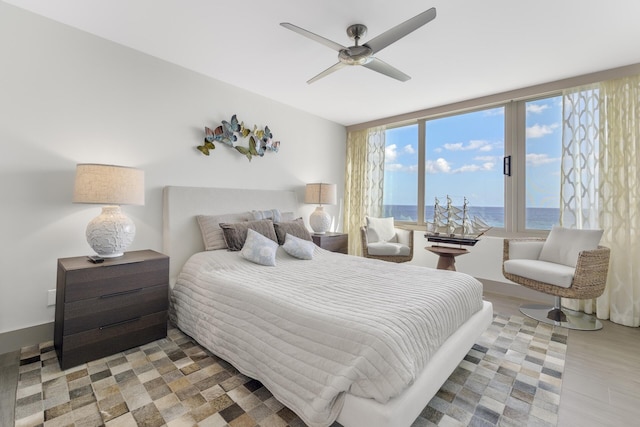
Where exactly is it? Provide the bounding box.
[383,205,560,230]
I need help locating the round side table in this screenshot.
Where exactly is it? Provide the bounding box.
[425,245,469,271]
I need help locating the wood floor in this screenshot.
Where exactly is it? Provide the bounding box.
[1,292,639,426]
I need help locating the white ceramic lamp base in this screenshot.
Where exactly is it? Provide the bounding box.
[86,206,136,258]
[309,206,332,234]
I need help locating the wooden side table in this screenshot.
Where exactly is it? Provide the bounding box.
[312,232,348,254]
[54,250,169,370]
[426,245,469,271]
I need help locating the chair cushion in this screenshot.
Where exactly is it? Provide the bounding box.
[504,259,575,288]
[366,217,397,243]
[367,241,410,257]
[538,226,603,267]
[508,240,545,260]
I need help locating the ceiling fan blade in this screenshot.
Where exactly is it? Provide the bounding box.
[307,62,346,84]
[364,7,436,54]
[280,23,346,51]
[363,58,411,82]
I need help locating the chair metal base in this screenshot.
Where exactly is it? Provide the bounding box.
[519,304,603,331]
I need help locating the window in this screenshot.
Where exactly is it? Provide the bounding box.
[382,94,563,232]
[424,107,505,228]
[383,124,418,221]
[525,96,562,229]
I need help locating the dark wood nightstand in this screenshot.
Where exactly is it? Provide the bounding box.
[312,232,348,254]
[54,250,169,370]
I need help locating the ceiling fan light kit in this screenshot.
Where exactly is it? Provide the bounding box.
[281,7,436,83]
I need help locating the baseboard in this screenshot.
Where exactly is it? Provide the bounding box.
[478,278,554,304]
[0,322,54,355]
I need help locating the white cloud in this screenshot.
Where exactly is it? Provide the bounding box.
[425,158,495,174]
[385,163,404,172]
[443,142,463,151]
[452,162,495,173]
[425,158,452,174]
[443,139,492,152]
[385,144,397,162]
[386,143,416,163]
[483,108,505,117]
[474,155,495,162]
[481,162,495,171]
[527,104,549,114]
[526,153,560,166]
[526,123,559,138]
[386,163,418,173]
[454,164,481,173]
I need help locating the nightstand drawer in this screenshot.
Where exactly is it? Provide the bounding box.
[63,283,168,335]
[63,257,169,302]
[60,311,167,370]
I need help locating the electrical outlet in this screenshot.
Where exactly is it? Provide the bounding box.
[47,289,56,306]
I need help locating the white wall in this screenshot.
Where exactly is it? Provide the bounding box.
[0,3,346,334]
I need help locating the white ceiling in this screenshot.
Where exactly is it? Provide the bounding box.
[6,0,640,126]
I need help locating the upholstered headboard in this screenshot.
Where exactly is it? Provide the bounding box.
[162,186,300,285]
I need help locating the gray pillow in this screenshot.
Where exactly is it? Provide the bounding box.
[273,217,312,245]
[197,212,252,250]
[220,219,278,251]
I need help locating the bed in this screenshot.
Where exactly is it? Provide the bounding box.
[162,186,493,427]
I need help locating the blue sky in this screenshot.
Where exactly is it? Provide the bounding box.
[383,96,562,209]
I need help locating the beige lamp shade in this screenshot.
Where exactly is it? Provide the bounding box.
[73,164,145,258]
[73,163,145,205]
[304,183,337,206]
[304,183,336,234]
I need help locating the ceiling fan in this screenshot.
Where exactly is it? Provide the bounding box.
[280,7,436,84]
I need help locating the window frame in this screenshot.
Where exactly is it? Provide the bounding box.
[384,94,562,236]
[350,62,640,237]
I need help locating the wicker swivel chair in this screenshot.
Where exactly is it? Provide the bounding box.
[361,225,414,263]
[502,227,610,330]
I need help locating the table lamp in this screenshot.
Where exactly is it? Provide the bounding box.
[304,183,337,234]
[73,163,145,257]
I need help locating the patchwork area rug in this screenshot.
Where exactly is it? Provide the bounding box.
[14,313,567,427]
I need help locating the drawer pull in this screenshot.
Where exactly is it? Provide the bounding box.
[99,316,141,330]
[99,288,142,299]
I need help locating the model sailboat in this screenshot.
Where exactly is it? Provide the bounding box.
[425,196,491,246]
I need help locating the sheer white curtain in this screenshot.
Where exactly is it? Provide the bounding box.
[344,126,385,255]
[561,75,640,327]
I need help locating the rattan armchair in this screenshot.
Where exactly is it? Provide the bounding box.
[361,226,414,263]
[503,237,610,330]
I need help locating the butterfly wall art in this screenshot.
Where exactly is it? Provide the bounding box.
[197,114,280,161]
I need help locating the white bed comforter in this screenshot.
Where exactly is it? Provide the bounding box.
[170,247,483,427]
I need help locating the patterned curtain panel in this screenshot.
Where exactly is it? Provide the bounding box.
[597,75,640,327]
[560,85,600,229]
[343,127,385,255]
[561,76,640,327]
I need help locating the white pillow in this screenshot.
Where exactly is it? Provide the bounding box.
[282,233,315,260]
[240,229,278,266]
[538,225,603,267]
[366,216,397,243]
